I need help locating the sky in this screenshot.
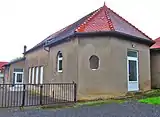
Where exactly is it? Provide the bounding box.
[0,0,160,62]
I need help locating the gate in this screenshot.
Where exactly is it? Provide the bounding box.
[0,82,77,108]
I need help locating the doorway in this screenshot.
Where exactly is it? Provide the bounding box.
[127,50,139,91]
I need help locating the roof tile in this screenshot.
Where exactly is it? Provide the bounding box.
[151,37,160,49]
[0,62,8,70]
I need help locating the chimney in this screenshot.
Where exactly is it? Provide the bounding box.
[23,45,27,56]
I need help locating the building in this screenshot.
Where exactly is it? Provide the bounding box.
[0,62,8,83]
[5,3,155,100]
[3,57,25,85]
[150,37,160,88]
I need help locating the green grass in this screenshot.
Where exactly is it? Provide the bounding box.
[138,97,160,105]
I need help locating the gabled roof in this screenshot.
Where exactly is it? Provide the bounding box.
[25,3,154,54]
[0,62,8,70]
[151,37,160,49]
[3,57,25,67]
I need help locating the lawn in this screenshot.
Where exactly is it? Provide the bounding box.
[138,97,160,105]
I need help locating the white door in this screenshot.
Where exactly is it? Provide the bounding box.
[14,72,23,85]
[127,50,139,91]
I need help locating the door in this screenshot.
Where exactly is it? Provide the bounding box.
[127,51,139,91]
[14,72,23,85]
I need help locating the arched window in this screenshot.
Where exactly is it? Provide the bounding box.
[57,51,63,72]
[89,55,99,70]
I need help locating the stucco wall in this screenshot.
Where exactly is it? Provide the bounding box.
[77,36,151,99]
[24,48,49,83]
[24,36,151,100]
[47,38,78,101]
[150,51,160,88]
[48,38,78,83]
[5,60,25,84]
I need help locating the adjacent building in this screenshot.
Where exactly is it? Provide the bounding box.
[3,57,25,85]
[150,37,160,88]
[0,62,8,83]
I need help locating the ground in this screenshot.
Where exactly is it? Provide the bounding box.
[0,89,159,117]
[0,101,159,117]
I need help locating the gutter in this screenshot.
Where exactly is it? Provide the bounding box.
[75,31,155,47]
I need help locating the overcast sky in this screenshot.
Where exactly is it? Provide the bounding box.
[0,0,160,61]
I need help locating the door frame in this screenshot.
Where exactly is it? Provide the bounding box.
[13,71,24,85]
[127,56,139,91]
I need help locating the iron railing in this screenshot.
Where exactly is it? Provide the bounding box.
[0,82,77,108]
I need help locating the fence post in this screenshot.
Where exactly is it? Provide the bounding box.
[73,82,77,103]
[40,85,43,105]
[21,84,26,107]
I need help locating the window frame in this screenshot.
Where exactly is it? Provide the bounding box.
[40,66,44,84]
[35,67,39,84]
[13,68,24,84]
[89,55,100,70]
[31,67,35,84]
[57,51,63,73]
[28,68,32,84]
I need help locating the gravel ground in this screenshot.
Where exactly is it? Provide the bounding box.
[0,101,160,117]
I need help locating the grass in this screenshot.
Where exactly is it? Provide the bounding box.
[30,90,40,95]
[138,97,160,105]
[75,99,125,107]
[19,89,160,110]
[124,89,160,100]
[141,89,160,98]
[38,89,160,109]
[40,99,125,110]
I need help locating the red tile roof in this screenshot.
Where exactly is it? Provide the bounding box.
[75,3,152,41]
[0,62,8,70]
[151,37,160,49]
[75,5,114,32]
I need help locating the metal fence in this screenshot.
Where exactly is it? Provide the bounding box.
[0,82,77,108]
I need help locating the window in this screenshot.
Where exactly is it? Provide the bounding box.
[128,60,137,81]
[28,68,32,84]
[13,68,23,85]
[32,67,35,84]
[89,55,99,70]
[14,68,23,72]
[40,66,44,84]
[17,74,23,82]
[127,50,138,57]
[35,67,39,84]
[57,51,63,72]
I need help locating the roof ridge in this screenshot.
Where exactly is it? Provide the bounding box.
[75,7,102,32]
[103,5,114,30]
[108,8,152,40]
